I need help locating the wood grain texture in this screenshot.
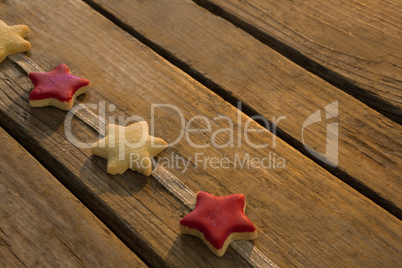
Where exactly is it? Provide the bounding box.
[0,0,401,267]
[193,0,402,122]
[83,0,402,216]
[0,127,145,267]
[196,0,402,122]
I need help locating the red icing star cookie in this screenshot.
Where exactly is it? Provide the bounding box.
[180,191,257,256]
[28,63,90,110]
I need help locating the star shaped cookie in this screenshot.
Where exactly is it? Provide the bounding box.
[91,121,168,176]
[28,63,90,110]
[180,191,257,257]
[0,20,31,63]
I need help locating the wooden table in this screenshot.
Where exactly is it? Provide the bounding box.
[0,0,401,267]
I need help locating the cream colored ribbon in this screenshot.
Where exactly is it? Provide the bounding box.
[8,53,279,268]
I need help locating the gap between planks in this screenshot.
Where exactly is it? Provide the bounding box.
[0,126,146,267]
[1,0,401,266]
[191,0,402,124]
[81,0,401,220]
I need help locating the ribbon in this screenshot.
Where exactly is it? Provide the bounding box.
[8,53,279,268]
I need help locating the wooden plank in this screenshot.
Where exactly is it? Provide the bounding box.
[0,0,401,267]
[0,127,145,267]
[0,70,252,267]
[195,0,402,122]
[83,0,402,216]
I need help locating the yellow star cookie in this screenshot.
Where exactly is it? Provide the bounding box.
[91,121,168,176]
[0,20,32,63]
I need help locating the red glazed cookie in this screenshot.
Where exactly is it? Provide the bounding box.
[28,63,90,110]
[180,191,257,256]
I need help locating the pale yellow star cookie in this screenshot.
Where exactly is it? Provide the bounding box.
[91,121,168,176]
[0,20,32,63]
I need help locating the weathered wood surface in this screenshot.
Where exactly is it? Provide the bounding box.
[83,0,401,215]
[0,127,145,267]
[0,0,401,267]
[195,0,402,122]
